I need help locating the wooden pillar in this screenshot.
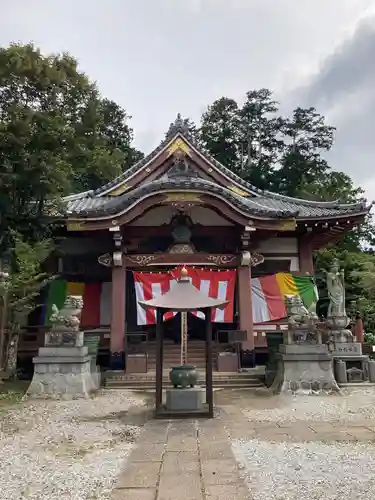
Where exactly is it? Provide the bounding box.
[205,307,214,418]
[298,234,314,274]
[353,317,364,343]
[110,263,126,370]
[237,264,254,352]
[155,308,164,412]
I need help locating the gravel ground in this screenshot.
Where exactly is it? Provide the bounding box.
[241,387,375,423]
[232,388,375,500]
[232,438,375,500]
[0,390,146,500]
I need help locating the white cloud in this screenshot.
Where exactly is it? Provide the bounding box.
[1,0,375,199]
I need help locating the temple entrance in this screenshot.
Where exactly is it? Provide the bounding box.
[162,313,210,343]
[127,267,238,345]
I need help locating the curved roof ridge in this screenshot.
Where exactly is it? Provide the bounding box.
[92,127,181,196]
[67,175,297,219]
[63,190,93,202]
[260,191,369,209]
[187,138,370,209]
[64,114,371,215]
[123,175,288,216]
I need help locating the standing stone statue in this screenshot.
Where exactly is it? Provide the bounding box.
[324,260,353,342]
[325,259,346,318]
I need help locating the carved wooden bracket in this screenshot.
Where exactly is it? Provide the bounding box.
[98,252,265,268]
[240,251,264,267]
[251,252,265,267]
[98,253,113,267]
[124,253,239,268]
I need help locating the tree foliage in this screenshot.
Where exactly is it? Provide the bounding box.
[0,232,54,373]
[200,97,240,172]
[0,43,142,253]
[198,88,375,332]
[198,88,373,247]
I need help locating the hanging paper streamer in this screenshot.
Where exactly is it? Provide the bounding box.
[133,267,236,325]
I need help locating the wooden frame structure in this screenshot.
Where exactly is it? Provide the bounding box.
[42,113,371,372]
[138,268,228,418]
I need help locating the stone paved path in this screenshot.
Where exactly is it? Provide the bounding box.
[110,411,251,500]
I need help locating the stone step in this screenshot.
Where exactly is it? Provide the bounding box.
[106,380,263,389]
[147,366,208,370]
[143,350,206,354]
[105,370,264,389]
[108,376,263,383]
[106,384,263,390]
[110,377,262,382]
[147,358,207,364]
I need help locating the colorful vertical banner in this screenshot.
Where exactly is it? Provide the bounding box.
[42,281,110,326]
[251,272,318,323]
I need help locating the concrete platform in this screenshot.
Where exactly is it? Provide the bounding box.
[166,386,204,411]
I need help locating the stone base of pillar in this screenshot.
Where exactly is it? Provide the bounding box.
[109,351,125,371]
[27,346,100,399]
[271,344,340,394]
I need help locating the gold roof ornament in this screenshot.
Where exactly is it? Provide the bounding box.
[167,137,191,157]
[107,184,131,196]
[67,221,85,231]
[164,192,202,203]
[228,185,249,197]
[277,218,297,231]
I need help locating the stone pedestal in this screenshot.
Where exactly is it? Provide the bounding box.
[271,343,339,394]
[166,387,204,411]
[126,353,148,373]
[217,352,239,372]
[330,341,371,384]
[369,360,375,382]
[27,345,100,398]
[332,355,370,383]
[330,342,363,357]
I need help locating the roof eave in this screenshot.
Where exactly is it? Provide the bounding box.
[297,209,371,222]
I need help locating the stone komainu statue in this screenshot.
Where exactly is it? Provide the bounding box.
[49,295,83,332]
[284,295,320,344]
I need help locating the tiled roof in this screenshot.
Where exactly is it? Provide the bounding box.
[66,175,369,220]
[65,114,372,220]
[66,177,297,218]
[252,196,369,219]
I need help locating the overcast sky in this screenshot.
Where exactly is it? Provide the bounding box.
[2,0,375,202]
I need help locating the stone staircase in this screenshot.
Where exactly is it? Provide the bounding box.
[146,340,208,370]
[104,369,265,390]
[105,340,265,389]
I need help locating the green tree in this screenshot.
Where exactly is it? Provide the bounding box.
[199,90,284,185]
[315,248,375,333]
[238,89,284,189]
[199,97,240,171]
[199,91,373,250]
[0,43,142,252]
[69,96,144,191]
[275,107,336,197]
[0,233,54,379]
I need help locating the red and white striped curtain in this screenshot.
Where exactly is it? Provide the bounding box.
[133,267,236,325]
